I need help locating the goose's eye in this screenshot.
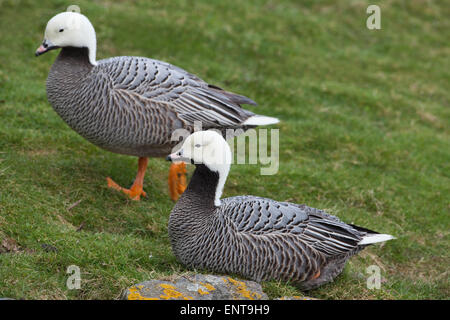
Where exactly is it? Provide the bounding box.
[59,29,64,33]
[195,144,201,148]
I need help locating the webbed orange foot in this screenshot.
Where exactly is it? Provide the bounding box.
[106,157,149,201]
[106,177,147,200]
[168,162,187,201]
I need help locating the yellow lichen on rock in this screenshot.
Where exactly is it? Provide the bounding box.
[159,283,193,300]
[197,288,210,295]
[127,286,160,300]
[226,277,262,300]
[196,281,216,295]
[199,282,216,292]
[292,295,314,300]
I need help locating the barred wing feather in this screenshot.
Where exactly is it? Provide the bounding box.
[97,56,256,128]
[221,196,364,257]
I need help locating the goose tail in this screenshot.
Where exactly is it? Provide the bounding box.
[243,115,279,126]
[358,233,395,245]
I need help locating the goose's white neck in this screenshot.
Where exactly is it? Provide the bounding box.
[209,163,230,206]
[203,143,232,207]
[87,44,97,66]
[177,130,233,207]
[78,26,97,65]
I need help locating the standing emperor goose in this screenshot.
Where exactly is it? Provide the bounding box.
[167,131,395,289]
[35,12,278,201]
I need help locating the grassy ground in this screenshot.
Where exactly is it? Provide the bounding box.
[0,0,448,300]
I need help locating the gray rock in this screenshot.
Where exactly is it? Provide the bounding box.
[122,274,268,300]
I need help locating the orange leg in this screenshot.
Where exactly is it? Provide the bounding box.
[311,270,321,280]
[168,162,187,201]
[106,157,148,200]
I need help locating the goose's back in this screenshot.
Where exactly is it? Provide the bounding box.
[47,51,256,157]
[96,56,256,128]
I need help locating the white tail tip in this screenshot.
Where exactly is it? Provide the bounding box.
[358,234,395,245]
[243,115,279,126]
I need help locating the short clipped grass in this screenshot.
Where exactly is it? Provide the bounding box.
[0,0,448,299]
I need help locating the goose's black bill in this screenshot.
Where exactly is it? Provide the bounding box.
[166,154,192,163]
[35,40,59,56]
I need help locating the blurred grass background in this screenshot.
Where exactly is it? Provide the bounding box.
[0,0,448,299]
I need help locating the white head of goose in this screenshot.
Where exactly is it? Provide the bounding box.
[36,12,279,201]
[36,12,97,65]
[167,130,394,290]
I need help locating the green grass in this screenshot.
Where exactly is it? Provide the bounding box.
[0,0,449,299]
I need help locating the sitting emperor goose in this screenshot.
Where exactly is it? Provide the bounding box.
[35,11,278,201]
[167,130,394,290]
